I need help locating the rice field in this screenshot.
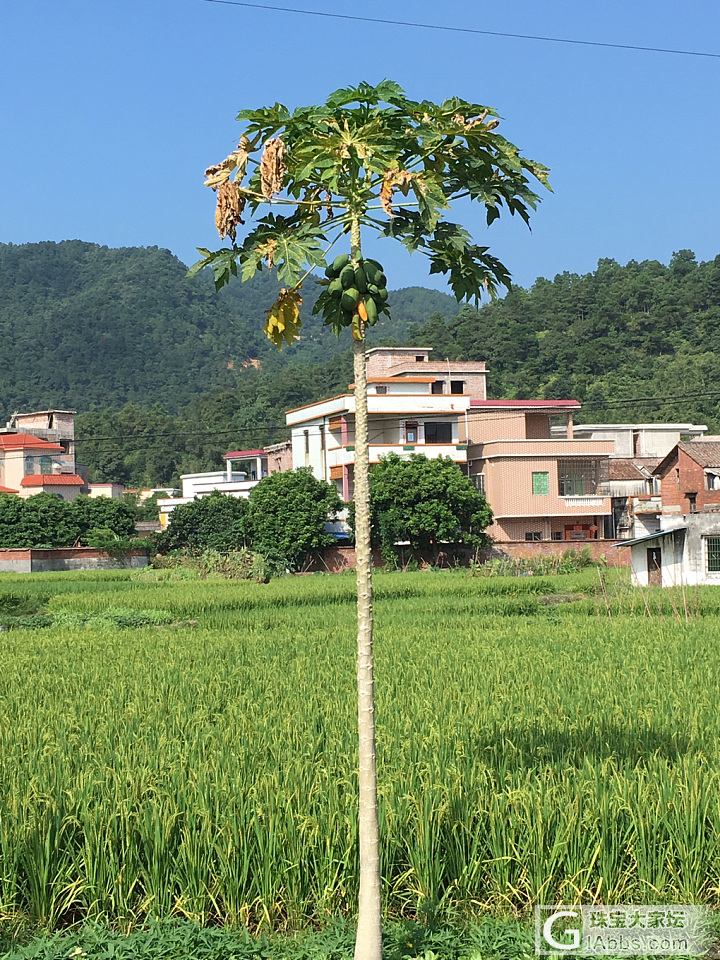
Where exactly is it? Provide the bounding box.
[0,567,719,934]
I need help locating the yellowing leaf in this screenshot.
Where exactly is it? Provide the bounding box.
[263,288,303,350]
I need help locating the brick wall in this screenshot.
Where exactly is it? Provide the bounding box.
[660,448,720,513]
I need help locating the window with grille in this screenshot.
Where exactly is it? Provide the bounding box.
[558,460,598,496]
[473,474,485,495]
[525,532,542,541]
[707,537,720,572]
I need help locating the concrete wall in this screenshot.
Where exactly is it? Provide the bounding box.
[0,548,147,573]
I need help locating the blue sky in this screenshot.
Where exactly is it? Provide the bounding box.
[2,0,719,293]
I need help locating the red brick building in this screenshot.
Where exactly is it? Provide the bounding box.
[655,441,720,514]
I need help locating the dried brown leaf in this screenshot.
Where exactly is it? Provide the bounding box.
[323,191,334,221]
[204,136,253,189]
[215,182,246,240]
[380,173,395,218]
[260,137,287,199]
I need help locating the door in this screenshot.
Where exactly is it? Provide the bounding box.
[647,547,662,587]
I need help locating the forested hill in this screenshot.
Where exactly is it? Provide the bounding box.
[0,241,457,413]
[410,250,720,429]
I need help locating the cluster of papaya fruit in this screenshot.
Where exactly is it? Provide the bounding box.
[323,254,389,331]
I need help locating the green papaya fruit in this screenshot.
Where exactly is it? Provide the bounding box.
[325,264,338,280]
[332,253,350,273]
[341,287,360,311]
[364,263,381,285]
[367,282,380,296]
[339,264,356,289]
[377,287,388,303]
[377,273,387,288]
[354,265,368,293]
[364,296,378,324]
[328,278,343,299]
[341,308,354,326]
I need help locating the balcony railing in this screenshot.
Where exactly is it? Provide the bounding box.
[327,442,468,468]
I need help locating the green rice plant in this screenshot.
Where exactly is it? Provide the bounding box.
[1,570,720,935]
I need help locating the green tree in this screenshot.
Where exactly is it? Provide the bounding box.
[69,495,138,543]
[157,490,250,553]
[247,468,341,570]
[192,80,548,958]
[358,454,492,558]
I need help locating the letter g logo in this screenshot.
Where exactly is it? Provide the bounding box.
[543,910,581,951]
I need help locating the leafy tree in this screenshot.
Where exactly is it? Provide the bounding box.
[246,468,341,570]
[69,495,138,542]
[357,454,492,557]
[192,80,548,958]
[157,490,250,553]
[0,493,135,548]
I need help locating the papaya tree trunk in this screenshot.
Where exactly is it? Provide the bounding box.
[351,224,382,960]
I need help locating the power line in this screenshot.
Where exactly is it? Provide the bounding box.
[198,0,720,60]
[73,390,720,446]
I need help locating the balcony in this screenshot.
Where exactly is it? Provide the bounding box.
[327,443,468,468]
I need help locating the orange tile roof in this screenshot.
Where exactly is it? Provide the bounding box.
[0,433,64,451]
[0,485,17,494]
[20,474,85,487]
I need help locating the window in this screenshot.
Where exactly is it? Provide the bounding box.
[39,456,53,475]
[24,455,35,476]
[558,460,597,496]
[431,381,444,394]
[375,385,387,394]
[450,380,464,394]
[707,472,720,491]
[532,471,550,495]
[707,537,720,572]
[551,531,562,541]
[687,492,697,513]
[473,474,486,495]
[415,355,425,362]
[424,421,453,443]
[525,532,542,541]
[404,421,418,444]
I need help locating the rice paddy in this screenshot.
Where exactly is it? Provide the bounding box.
[0,567,719,935]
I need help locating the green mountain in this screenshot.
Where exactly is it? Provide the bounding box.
[0,241,458,414]
[410,250,720,431]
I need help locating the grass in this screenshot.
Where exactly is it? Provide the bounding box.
[0,566,719,952]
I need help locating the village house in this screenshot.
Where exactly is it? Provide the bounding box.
[654,440,720,516]
[616,513,720,587]
[568,423,708,538]
[156,442,292,527]
[0,409,87,500]
[286,347,616,543]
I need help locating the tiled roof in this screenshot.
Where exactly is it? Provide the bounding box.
[0,433,64,451]
[0,485,17,494]
[679,441,720,469]
[608,458,661,481]
[20,474,85,487]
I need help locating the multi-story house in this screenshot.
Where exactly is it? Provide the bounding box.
[286,347,615,543]
[465,401,613,542]
[0,432,85,500]
[654,441,720,516]
[567,422,708,538]
[156,444,292,528]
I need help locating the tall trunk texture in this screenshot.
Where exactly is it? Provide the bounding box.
[351,221,382,960]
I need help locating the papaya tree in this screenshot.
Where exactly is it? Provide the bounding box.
[190,80,549,960]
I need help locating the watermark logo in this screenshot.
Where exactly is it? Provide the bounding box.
[535,905,712,955]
